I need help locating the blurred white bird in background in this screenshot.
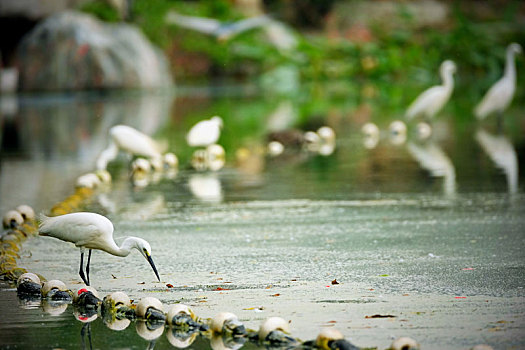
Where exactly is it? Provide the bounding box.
[406,60,456,120]
[165,11,297,53]
[165,11,273,41]
[96,125,164,171]
[186,116,223,147]
[474,43,522,119]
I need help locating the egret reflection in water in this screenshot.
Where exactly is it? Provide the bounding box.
[475,128,518,194]
[407,141,456,196]
[189,173,223,202]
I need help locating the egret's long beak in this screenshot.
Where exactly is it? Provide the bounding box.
[146,254,160,282]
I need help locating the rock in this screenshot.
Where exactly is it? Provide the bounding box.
[16,11,173,91]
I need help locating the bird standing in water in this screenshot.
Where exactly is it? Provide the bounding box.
[405,60,457,120]
[186,116,223,147]
[474,43,522,120]
[39,212,160,286]
[96,125,164,171]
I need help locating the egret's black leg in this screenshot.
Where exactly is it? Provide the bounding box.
[86,249,92,286]
[79,251,89,286]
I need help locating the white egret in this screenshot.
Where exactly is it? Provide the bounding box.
[186,116,223,147]
[474,43,522,119]
[38,212,160,286]
[406,60,456,120]
[390,337,420,350]
[96,125,163,171]
[166,11,274,41]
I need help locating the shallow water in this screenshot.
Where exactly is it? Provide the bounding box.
[1,85,525,349]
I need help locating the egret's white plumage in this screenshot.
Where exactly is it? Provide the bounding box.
[406,60,456,120]
[165,11,274,42]
[187,116,223,147]
[97,125,163,170]
[38,212,160,285]
[474,43,522,119]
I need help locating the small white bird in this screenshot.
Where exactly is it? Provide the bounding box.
[186,116,223,147]
[474,43,522,119]
[38,212,160,286]
[165,11,274,42]
[96,125,163,170]
[406,60,456,120]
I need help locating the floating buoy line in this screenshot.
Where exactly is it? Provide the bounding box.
[1,123,446,350]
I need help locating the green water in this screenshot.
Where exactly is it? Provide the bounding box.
[1,84,524,349]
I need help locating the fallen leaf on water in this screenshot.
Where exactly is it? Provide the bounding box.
[327,320,337,323]
[214,287,230,291]
[270,293,280,297]
[291,279,297,281]
[379,274,389,277]
[166,284,174,288]
[365,314,396,318]
[331,279,339,285]
[243,306,265,311]
[488,327,502,332]
[138,282,145,285]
